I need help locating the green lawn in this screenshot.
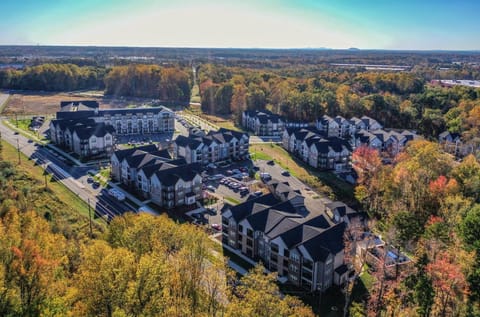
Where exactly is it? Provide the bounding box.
[224,196,241,205]
[3,119,48,143]
[190,84,201,103]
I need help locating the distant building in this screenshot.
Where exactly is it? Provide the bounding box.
[353,129,417,156]
[242,110,286,136]
[111,145,202,208]
[56,100,175,135]
[438,130,477,157]
[173,128,249,164]
[431,79,480,88]
[221,181,359,292]
[50,100,175,159]
[316,115,382,138]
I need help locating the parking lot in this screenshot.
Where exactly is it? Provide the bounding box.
[115,131,174,150]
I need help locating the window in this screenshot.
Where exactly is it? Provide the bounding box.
[303,260,313,271]
[238,224,244,233]
[247,228,253,238]
[271,243,279,253]
[290,252,300,262]
[91,137,96,143]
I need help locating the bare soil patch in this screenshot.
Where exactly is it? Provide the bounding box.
[2,91,155,115]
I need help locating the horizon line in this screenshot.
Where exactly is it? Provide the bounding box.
[0,44,480,53]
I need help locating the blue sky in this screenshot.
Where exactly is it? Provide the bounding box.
[0,0,479,50]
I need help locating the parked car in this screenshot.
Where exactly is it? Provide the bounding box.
[87,177,94,183]
[211,223,221,231]
[207,163,217,169]
[206,185,216,192]
[267,160,275,165]
[108,188,126,201]
[92,181,100,189]
[239,167,248,173]
[281,170,290,177]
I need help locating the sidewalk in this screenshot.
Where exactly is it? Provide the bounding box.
[46,144,84,167]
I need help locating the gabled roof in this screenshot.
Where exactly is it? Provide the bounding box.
[112,144,158,162]
[225,193,279,223]
[153,163,202,186]
[277,214,330,248]
[300,222,346,261]
[175,135,203,149]
[244,110,284,124]
[73,123,115,140]
[60,100,99,111]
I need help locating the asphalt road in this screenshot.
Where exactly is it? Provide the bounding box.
[0,117,134,221]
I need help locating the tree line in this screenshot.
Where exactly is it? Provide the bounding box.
[0,159,313,317]
[0,63,191,103]
[197,64,480,140]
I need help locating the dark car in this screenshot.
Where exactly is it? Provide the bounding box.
[92,181,100,189]
[267,160,275,165]
[281,171,290,177]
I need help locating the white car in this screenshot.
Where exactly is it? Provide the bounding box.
[108,188,126,201]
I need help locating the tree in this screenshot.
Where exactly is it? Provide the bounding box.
[226,265,314,317]
[427,252,467,317]
[460,204,480,251]
[74,241,136,317]
[10,239,58,317]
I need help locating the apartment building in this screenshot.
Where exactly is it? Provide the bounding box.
[282,128,352,172]
[55,100,175,135]
[316,115,382,138]
[353,129,417,156]
[221,182,357,292]
[49,118,115,159]
[173,128,249,164]
[242,110,286,136]
[111,145,202,208]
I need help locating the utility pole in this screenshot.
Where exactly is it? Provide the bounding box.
[16,138,21,164]
[44,163,48,189]
[88,198,93,238]
[15,112,18,128]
